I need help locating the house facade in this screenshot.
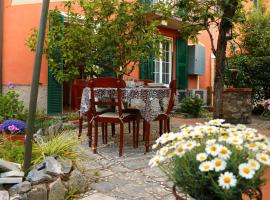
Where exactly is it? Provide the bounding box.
[0,0,218,114]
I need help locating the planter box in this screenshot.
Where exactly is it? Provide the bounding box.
[2,132,26,143]
[223,88,252,124]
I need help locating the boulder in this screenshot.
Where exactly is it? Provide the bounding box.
[48,178,67,200]
[0,177,23,184]
[66,169,87,193]
[58,158,72,174]
[0,190,9,200]
[9,181,31,196]
[0,160,21,172]
[26,184,47,200]
[44,156,63,176]
[26,168,52,185]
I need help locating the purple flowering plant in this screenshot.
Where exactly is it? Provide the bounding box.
[0,119,26,134]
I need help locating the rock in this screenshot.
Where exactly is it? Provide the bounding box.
[81,193,116,200]
[26,184,47,200]
[53,123,62,133]
[48,178,67,200]
[0,160,21,172]
[0,177,23,184]
[33,129,44,143]
[57,158,72,174]
[45,156,63,176]
[1,171,24,178]
[0,190,9,200]
[9,181,31,196]
[26,168,52,185]
[66,169,87,193]
[48,126,55,137]
[90,182,115,193]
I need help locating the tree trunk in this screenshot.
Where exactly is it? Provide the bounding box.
[213,3,239,119]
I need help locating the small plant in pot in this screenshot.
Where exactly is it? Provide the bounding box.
[0,119,27,142]
[150,119,270,200]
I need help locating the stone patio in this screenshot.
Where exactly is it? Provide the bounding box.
[75,116,270,200]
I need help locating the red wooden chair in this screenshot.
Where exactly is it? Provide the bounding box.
[89,77,140,156]
[140,80,177,147]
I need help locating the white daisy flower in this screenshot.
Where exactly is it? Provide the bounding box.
[248,159,260,171]
[218,135,230,142]
[205,126,219,134]
[256,142,267,151]
[174,144,186,158]
[221,123,232,128]
[149,155,163,168]
[239,163,255,179]
[183,140,197,150]
[212,158,226,172]
[152,143,158,149]
[256,153,270,166]
[196,153,208,162]
[206,144,221,157]
[159,146,169,156]
[228,137,243,145]
[207,119,225,126]
[246,143,259,151]
[218,146,232,160]
[206,139,217,145]
[218,172,237,190]
[229,131,243,138]
[199,161,214,172]
[235,124,247,130]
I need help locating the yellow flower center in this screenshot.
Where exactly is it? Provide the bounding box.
[250,162,256,168]
[187,143,192,147]
[220,148,228,154]
[177,146,184,153]
[223,135,229,139]
[203,165,210,170]
[211,146,217,152]
[249,143,256,148]
[261,156,267,161]
[215,160,222,167]
[233,139,238,143]
[243,168,250,174]
[224,177,231,183]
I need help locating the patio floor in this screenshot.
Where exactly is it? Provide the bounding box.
[76,116,270,200]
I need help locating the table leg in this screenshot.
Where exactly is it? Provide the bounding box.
[144,120,150,153]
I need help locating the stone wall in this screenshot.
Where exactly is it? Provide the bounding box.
[223,88,252,124]
[3,85,47,112]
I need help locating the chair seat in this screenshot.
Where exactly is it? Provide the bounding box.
[98,112,133,119]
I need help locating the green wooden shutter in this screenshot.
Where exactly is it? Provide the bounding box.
[139,50,154,80]
[99,67,116,78]
[47,14,64,115]
[176,38,189,89]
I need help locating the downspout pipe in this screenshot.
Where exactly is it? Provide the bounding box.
[0,0,3,94]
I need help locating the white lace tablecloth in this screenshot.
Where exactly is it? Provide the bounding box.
[80,87,170,121]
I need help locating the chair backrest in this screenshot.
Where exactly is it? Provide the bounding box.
[166,80,177,114]
[88,78,126,116]
[141,79,154,86]
[72,79,87,110]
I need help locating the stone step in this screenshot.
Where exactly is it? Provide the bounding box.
[0,177,23,184]
[0,171,24,178]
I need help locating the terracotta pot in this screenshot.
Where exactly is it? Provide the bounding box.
[172,185,262,200]
[2,132,26,143]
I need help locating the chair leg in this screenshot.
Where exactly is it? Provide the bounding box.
[87,115,92,147]
[142,121,145,141]
[93,121,98,154]
[132,121,136,148]
[163,119,167,133]
[128,122,131,133]
[119,123,124,157]
[111,123,115,137]
[102,123,105,144]
[167,117,170,133]
[136,118,140,148]
[159,120,163,136]
[105,123,108,144]
[78,116,83,138]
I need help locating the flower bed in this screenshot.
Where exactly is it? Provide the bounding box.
[150,119,270,200]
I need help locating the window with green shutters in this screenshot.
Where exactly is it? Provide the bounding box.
[176,38,189,89]
[139,50,155,80]
[47,14,63,115]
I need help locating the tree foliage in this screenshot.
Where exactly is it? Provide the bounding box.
[225,1,270,101]
[27,0,168,82]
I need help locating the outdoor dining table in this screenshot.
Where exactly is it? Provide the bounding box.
[80,86,170,152]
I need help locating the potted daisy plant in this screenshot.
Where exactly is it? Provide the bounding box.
[150,119,270,200]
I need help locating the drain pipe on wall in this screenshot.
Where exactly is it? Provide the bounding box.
[0,0,3,94]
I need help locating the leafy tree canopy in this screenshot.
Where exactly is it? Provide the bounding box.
[27,0,170,82]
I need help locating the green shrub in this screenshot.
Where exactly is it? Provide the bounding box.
[0,138,24,164]
[180,96,204,118]
[32,132,81,166]
[0,91,25,123]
